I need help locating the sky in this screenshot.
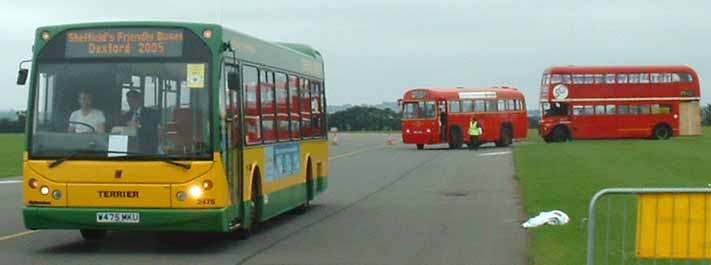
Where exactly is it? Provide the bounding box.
[2,0,710,110]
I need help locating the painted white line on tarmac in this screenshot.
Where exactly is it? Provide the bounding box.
[0,180,21,185]
[478,151,512,157]
[0,231,38,241]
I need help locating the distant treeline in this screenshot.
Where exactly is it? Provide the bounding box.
[0,111,25,133]
[327,106,401,131]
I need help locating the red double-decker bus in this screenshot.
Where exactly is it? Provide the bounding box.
[538,65,701,142]
[400,87,528,150]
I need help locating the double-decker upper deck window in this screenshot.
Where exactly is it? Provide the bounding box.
[573,74,585,84]
[562,74,572,84]
[551,74,562,84]
[640,73,650,83]
[617,74,628,84]
[593,74,604,84]
[605,74,616,84]
[629,74,640,84]
[584,74,594,84]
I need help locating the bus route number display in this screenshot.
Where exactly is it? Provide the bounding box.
[65,28,183,58]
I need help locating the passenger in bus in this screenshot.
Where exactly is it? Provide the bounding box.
[439,105,448,141]
[119,90,160,153]
[468,117,482,151]
[68,91,106,133]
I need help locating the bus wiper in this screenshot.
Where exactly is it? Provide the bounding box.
[48,150,105,168]
[48,150,192,170]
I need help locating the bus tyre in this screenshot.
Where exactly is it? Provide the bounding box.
[448,128,463,149]
[294,162,313,215]
[80,229,107,240]
[416,144,424,150]
[652,124,672,140]
[235,175,261,240]
[496,126,513,147]
[550,126,570,143]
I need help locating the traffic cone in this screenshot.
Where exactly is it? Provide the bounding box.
[331,132,340,145]
[387,134,394,145]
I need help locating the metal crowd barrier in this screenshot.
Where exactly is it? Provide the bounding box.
[587,188,711,265]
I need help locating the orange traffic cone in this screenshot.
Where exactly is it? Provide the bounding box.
[331,132,340,145]
[387,134,394,145]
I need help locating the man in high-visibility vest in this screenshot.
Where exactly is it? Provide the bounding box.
[468,117,482,151]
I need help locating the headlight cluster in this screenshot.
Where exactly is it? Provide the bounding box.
[175,180,213,201]
[29,178,62,200]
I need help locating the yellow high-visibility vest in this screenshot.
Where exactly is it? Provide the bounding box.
[469,121,481,136]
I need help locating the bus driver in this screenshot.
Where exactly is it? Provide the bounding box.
[68,91,106,133]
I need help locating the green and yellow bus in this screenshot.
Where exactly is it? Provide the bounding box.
[19,21,328,240]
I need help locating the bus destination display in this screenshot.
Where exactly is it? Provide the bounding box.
[65,28,183,58]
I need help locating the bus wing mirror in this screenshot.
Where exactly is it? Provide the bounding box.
[16,60,31,85]
[16,69,28,85]
[227,72,239,90]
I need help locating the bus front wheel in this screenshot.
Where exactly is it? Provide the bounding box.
[549,126,570,143]
[80,229,107,240]
[652,124,672,140]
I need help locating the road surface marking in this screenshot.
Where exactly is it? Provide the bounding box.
[0,230,38,242]
[329,144,386,161]
[478,151,512,157]
[0,180,22,185]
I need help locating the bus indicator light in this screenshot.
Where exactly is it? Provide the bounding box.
[28,178,39,189]
[176,191,187,201]
[52,190,62,200]
[202,180,213,190]
[203,29,213,39]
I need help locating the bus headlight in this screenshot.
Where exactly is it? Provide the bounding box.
[41,31,51,41]
[176,191,187,201]
[203,29,213,39]
[426,128,431,133]
[189,186,203,198]
[28,178,39,189]
[405,129,411,134]
[40,186,50,195]
[52,190,62,200]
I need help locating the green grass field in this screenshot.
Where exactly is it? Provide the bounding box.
[0,134,23,177]
[515,128,711,264]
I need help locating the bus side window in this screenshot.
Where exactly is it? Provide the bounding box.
[260,71,276,143]
[562,74,572,84]
[572,106,583,116]
[300,79,312,138]
[677,72,693,83]
[605,74,616,84]
[487,100,498,112]
[275,72,289,141]
[289,76,301,140]
[497,100,505,112]
[640,73,650,83]
[449,100,461,113]
[461,100,473,113]
[474,100,485,112]
[617,74,628,84]
[618,105,629,115]
[242,66,261,145]
[311,81,323,138]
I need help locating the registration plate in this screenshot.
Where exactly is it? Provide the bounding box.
[96,212,140,223]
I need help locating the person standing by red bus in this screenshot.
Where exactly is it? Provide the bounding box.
[468,117,482,151]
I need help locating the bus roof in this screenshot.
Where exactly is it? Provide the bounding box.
[402,87,525,101]
[544,65,697,76]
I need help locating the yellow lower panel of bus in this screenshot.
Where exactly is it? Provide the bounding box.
[67,183,171,208]
[636,193,711,259]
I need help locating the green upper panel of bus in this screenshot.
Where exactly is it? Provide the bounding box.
[33,21,324,78]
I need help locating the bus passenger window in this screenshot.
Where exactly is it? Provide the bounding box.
[562,75,572,84]
[449,101,461,113]
[573,74,585,84]
[461,100,473,113]
[605,105,616,115]
[288,76,300,140]
[662,73,672,83]
[242,66,261,145]
[618,105,629,114]
[640,73,650,83]
[651,73,661,83]
[300,79,311,138]
[261,71,276,142]
[629,74,640,83]
[605,74,616,84]
[639,105,651,114]
[594,105,605,115]
[572,106,584,116]
[584,74,594,84]
[617,74,628,84]
[474,100,486,112]
[584,105,594,115]
[593,74,604,84]
[677,73,693,83]
[423,101,436,118]
[275,72,289,141]
[629,105,641,115]
[497,100,506,112]
[551,74,562,84]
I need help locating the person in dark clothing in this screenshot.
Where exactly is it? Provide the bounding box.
[439,106,447,141]
[119,90,160,153]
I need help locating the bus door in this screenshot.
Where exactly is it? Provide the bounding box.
[225,64,243,204]
[437,99,447,141]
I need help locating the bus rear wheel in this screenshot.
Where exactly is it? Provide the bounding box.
[652,124,672,140]
[496,127,513,147]
[80,229,107,240]
[416,144,424,150]
[448,128,463,149]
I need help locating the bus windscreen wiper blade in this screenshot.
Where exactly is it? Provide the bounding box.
[49,150,191,170]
